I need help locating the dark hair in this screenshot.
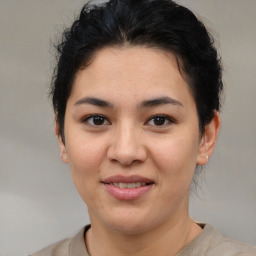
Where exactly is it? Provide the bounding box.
[51,0,223,141]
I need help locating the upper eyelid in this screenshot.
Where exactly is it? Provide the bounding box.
[82,114,107,120]
[143,115,175,128]
[81,114,175,125]
[147,114,175,122]
[82,114,111,124]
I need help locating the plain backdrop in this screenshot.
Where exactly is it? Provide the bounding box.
[0,1,256,255]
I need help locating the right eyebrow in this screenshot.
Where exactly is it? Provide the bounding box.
[74,97,113,108]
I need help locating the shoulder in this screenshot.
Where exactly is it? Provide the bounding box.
[29,226,89,256]
[178,224,256,256]
[29,237,71,256]
[209,230,256,256]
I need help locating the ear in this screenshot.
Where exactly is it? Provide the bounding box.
[55,119,69,163]
[197,111,220,166]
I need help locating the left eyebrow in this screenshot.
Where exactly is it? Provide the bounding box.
[139,96,183,108]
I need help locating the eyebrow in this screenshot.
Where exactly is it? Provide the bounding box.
[74,96,183,109]
[139,96,183,108]
[74,97,113,108]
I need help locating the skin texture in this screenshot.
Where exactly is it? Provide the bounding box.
[57,46,220,256]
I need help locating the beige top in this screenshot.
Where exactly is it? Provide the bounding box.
[30,224,256,256]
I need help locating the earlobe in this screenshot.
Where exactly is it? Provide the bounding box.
[197,111,220,166]
[55,120,69,163]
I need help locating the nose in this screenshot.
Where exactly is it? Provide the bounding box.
[107,123,147,166]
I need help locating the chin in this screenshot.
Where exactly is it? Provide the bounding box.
[109,222,152,235]
[100,210,159,235]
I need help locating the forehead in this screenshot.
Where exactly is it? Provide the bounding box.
[79,46,180,83]
[69,46,195,107]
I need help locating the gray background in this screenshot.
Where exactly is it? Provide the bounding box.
[0,1,255,255]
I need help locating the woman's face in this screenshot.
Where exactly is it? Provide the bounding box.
[59,46,211,234]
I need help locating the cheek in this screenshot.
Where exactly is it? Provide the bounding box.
[66,136,108,207]
[150,137,198,209]
[67,134,107,172]
[149,130,199,195]
[65,134,108,202]
[151,136,198,172]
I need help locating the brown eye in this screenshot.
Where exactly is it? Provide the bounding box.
[152,116,166,126]
[83,115,110,126]
[147,115,173,127]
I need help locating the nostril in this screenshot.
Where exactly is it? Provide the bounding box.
[107,142,147,166]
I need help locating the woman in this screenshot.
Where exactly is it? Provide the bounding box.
[31,0,256,255]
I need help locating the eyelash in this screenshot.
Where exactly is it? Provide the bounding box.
[82,114,111,127]
[82,114,175,127]
[146,114,175,127]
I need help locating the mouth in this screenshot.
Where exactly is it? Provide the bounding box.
[102,175,154,200]
[108,182,148,189]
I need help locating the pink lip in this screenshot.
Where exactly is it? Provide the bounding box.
[102,175,154,184]
[102,175,154,200]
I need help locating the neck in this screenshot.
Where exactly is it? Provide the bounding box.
[85,212,202,256]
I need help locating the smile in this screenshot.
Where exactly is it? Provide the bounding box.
[110,182,147,188]
[102,175,154,200]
